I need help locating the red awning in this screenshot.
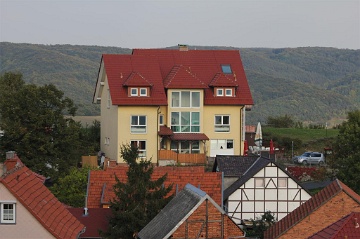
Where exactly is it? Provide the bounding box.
[158,126,173,136]
[171,133,209,141]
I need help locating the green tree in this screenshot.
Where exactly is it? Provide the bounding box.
[103,144,173,239]
[50,166,98,207]
[78,120,101,156]
[266,115,295,128]
[0,72,82,181]
[246,211,276,239]
[330,110,360,194]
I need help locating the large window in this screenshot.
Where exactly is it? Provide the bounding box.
[215,115,230,132]
[131,140,146,158]
[1,203,16,224]
[171,91,200,108]
[171,112,200,132]
[171,141,200,154]
[131,116,146,133]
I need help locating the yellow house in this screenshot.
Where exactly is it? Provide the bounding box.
[93,46,253,164]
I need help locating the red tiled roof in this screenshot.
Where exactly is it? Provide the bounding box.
[158,125,173,136]
[87,166,222,208]
[164,65,207,89]
[0,155,85,239]
[209,73,238,87]
[171,133,209,141]
[98,49,253,106]
[68,208,112,238]
[264,179,360,239]
[308,212,360,239]
[123,71,153,87]
[245,125,256,133]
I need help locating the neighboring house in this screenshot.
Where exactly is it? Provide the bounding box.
[93,45,253,164]
[138,183,244,239]
[68,208,112,239]
[245,125,256,148]
[0,152,85,239]
[264,179,360,239]
[87,165,222,208]
[218,156,311,224]
[308,212,360,239]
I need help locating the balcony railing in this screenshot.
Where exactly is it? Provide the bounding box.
[158,150,206,164]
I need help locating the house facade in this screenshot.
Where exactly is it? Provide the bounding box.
[0,152,85,239]
[93,46,253,164]
[221,156,311,224]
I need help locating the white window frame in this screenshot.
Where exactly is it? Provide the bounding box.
[171,111,200,133]
[1,202,16,224]
[140,88,147,96]
[131,115,147,134]
[225,88,233,96]
[171,141,200,154]
[131,88,138,96]
[159,114,164,125]
[171,91,200,108]
[214,115,230,132]
[131,140,146,158]
[216,89,224,96]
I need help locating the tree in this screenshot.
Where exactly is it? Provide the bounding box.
[266,115,295,128]
[0,72,82,181]
[330,110,360,194]
[102,144,173,239]
[50,166,98,207]
[245,211,276,239]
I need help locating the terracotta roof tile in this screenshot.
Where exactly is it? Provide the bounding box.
[87,166,222,208]
[164,65,207,89]
[209,72,238,87]
[0,155,85,239]
[158,125,173,136]
[308,212,360,238]
[171,133,209,141]
[264,179,360,239]
[123,71,153,87]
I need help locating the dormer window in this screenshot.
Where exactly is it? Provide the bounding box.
[221,65,232,74]
[225,88,233,96]
[216,89,224,96]
[129,87,149,97]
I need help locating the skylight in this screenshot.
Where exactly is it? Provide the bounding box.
[221,65,232,74]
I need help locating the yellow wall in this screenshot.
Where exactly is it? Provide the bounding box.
[203,105,243,155]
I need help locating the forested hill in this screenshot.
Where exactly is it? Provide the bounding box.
[1,42,359,125]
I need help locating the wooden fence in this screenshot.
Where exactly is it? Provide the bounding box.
[158,150,206,164]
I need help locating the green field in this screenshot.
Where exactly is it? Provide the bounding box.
[263,127,339,142]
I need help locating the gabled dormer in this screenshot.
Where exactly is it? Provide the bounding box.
[164,65,207,89]
[123,71,153,97]
[209,71,238,97]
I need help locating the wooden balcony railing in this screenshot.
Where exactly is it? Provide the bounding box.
[158,150,206,164]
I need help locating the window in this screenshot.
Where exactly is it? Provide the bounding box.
[171,112,200,132]
[131,140,146,157]
[140,88,147,96]
[131,88,138,96]
[159,114,164,125]
[215,115,230,132]
[255,178,265,188]
[216,89,224,96]
[171,91,200,108]
[107,89,111,108]
[171,141,200,154]
[221,65,232,74]
[104,137,110,145]
[131,116,146,133]
[1,203,16,224]
[278,178,287,188]
[225,88,233,96]
[210,139,233,150]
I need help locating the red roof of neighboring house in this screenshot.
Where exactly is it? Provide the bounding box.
[87,166,222,208]
[245,125,256,133]
[171,133,209,141]
[68,208,112,238]
[264,179,360,239]
[0,155,85,239]
[96,49,253,106]
[308,212,360,239]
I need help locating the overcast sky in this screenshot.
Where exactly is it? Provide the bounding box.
[1,0,359,49]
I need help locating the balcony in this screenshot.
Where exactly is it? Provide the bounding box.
[158,150,206,165]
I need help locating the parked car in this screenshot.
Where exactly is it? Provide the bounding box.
[293,152,325,165]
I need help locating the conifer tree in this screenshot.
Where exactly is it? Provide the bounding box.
[103,143,173,239]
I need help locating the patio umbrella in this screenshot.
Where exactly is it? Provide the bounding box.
[243,140,248,156]
[269,139,274,154]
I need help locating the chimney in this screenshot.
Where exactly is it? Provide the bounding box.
[6,151,16,159]
[83,207,89,216]
[178,44,188,51]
